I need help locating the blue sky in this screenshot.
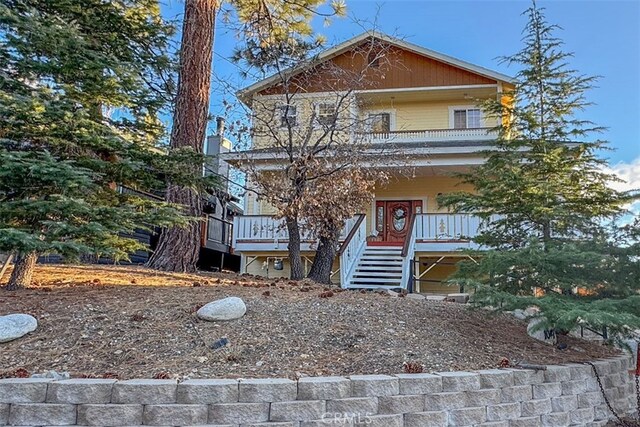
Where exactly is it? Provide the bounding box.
[162,0,640,172]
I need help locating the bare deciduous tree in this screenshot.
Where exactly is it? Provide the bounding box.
[231,34,410,282]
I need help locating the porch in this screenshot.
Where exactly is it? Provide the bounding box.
[232,212,488,291]
[232,213,485,253]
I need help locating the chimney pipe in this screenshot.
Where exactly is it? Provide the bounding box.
[216,116,225,137]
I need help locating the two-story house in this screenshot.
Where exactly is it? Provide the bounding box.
[223,32,515,293]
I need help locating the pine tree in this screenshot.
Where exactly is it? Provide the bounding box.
[439,1,640,337]
[0,0,199,289]
[147,0,346,273]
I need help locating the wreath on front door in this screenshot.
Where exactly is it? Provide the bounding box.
[392,207,407,231]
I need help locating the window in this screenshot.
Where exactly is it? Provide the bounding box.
[367,113,391,133]
[452,108,481,129]
[315,103,336,127]
[278,104,297,127]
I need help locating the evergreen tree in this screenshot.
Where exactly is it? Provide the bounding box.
[0,0,201,289]
[147,0,346,272]
[439,1,640,337]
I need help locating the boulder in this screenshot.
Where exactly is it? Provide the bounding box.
[0,313,38,343]
[527,318,556,345]
[197,297,246,321]
[512,309,527,320]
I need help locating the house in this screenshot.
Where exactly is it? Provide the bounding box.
[222,31,515,293]
[200,117,242,272]
[39,118,243,271]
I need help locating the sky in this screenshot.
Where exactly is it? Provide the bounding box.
[161,0,640,198]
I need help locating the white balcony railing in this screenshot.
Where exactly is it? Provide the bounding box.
[365,127,497,143]
[414,213,486,242]
[232,215,359,251]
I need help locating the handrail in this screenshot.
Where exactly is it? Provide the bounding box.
[362,127,492,135]
[401,214,418,257]
[337,214,366,256]
[400,216,418,290]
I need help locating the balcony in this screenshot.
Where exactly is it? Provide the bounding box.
[204,215,233,252]
[363,127,497,144]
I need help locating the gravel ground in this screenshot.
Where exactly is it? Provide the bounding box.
[0,264,617,379]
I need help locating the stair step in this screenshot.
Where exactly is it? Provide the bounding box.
[365,246,403,250]
[353,272,402,278]
[355,266,402,271]
[345,283,400,289]
[350,277,403,283]
[362,254,402,261]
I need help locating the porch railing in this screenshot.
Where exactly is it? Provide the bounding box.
[414,213,488,241]
[364,127,496,143]
[232,215,361,247]
[206,215,233,246]
[337,214,367,286]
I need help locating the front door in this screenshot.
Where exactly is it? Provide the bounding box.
[384,201,412,242]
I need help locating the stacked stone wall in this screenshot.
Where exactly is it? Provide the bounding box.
[0,354,636,426]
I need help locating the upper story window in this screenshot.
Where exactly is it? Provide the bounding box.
[367,112,391,133]
[452,108,482,129]
[315,103,337,127]
[278,104,297,127]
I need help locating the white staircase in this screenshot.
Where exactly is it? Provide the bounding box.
[348,246,404,289]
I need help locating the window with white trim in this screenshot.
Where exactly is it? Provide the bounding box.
[367,112,391,133]
[315,103,337,127]
[278,104,297,127]
[453,108,481,129]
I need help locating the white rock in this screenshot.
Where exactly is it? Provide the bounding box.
[527,317,556,345]
[512,309,527,320]
[197,297,246,321]
[0,313,38,343]
[406,293,426,300]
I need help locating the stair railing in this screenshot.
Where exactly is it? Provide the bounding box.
[401,214,419,291]
[337,214,367,288]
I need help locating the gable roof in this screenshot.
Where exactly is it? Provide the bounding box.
[239,31,516,101]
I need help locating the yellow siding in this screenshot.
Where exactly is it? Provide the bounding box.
[415,257,461,294]
[251,94,355,150]
[243,253,340,284]
[360,100,496,131]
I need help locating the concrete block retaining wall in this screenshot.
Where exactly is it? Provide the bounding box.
[0,354,636,426]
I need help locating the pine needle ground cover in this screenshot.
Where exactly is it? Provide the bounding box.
[0,265,616,379]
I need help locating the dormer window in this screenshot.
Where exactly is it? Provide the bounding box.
[316,103,337,127]
[452,108,482,129]
[278,104,297,127]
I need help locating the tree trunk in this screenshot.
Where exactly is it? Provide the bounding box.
[307,231,339,285]
[5,252,37,290]
[286,217,304,280]
[0,253,14,283]
[147,0,218,272]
